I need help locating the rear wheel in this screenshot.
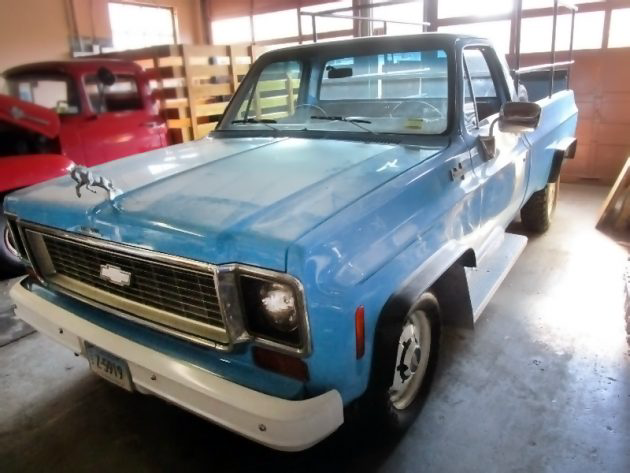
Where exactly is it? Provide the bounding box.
[520,180,559,233]
[0,211,25,279]
[358,295,440,434]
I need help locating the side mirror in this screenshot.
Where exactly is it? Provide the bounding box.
[479,101,541,160]
[97,67,116,87]
[498,101,541,133]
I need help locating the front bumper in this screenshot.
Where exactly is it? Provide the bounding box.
[10,278,344,451]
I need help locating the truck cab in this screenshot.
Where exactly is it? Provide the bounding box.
[1,59,169,275]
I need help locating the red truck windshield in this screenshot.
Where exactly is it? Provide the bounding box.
[7,74,80,115]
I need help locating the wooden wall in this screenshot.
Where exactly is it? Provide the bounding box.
[519,48,630,184]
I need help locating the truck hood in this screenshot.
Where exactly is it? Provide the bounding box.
[0,94,60,138]
[6,136,445,270]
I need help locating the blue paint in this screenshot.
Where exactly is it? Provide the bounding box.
[5,34,577,406]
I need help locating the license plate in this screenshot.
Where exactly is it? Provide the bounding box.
[85,343,133,391]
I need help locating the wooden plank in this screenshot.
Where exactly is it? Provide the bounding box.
[182,45,200,139]
[257,79,300,93]
[260,111,289,120]
[234,64,250,75]
[259,95,289,109]
[197,122,217,136]
[196,102,230,116]
[191,83,233,99]
[158,56,184,67]
[166,118,192,128]
[187,64,231,77]
[185,44,228,58]
[597,157,630,236]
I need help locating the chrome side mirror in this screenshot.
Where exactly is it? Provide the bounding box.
[498,101,541,133]
[479,101,541,160]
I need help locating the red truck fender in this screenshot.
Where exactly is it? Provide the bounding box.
[0,154,74,193]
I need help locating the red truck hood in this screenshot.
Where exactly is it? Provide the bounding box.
[0,94,60,138]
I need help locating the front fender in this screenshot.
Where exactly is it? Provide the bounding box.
[0,154,75,194]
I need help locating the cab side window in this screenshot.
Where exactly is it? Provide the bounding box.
[463,48,501,124]
[85,75,143,113]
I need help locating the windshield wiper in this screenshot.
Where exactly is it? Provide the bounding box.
[231,118,278,131]
[310,115,377,134]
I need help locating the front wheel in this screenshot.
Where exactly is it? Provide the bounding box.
[520,180,559,233]
[357,295,441,434]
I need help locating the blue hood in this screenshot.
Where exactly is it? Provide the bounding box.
[5,136,444,270]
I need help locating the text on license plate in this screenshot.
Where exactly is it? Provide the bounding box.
[85,342,133,391]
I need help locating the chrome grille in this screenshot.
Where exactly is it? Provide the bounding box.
[44,235,223,325]
[22,227,228,345]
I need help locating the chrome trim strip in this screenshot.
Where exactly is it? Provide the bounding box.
[30,279,231,351]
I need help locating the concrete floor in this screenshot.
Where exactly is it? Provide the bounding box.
[1,183,628,473]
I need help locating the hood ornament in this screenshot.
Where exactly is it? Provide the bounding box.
[70,166,122,201]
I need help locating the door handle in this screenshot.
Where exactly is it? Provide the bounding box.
[450,162,466,181]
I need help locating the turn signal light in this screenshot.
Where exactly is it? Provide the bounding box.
[252,346,309,381]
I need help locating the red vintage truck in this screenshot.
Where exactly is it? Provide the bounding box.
[1,59,169,276]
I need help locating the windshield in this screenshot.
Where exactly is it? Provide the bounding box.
[223,48,449,136]
[7,74,80,115]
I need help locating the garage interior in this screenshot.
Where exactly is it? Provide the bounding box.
[1,1,629,472]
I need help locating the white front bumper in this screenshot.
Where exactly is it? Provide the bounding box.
[10,279,344,451]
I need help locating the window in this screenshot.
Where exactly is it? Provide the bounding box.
[371,1,425,36]
[608,8,630,48]
[236,61,302,121]
[520,11,605,52]
[439,21,511,56]
[108,3,175,51]
[463,49,502,124]
[301,1,353,36]
[253,9,299,42]
[439,0,512,19]
[7,75,79,114]
[212,16,252,45]
[85,75,143,113]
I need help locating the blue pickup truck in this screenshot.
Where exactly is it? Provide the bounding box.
[5,34,577,450]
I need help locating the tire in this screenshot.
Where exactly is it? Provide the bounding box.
[357,293,441,435]
[0,211,25,279]
[520,180,559,233]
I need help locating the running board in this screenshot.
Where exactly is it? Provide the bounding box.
[466,233,528,322]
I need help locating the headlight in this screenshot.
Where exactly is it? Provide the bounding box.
[259,282,298,332]
[239,274,303,347]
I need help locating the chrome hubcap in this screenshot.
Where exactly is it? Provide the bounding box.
[389,310,431,410]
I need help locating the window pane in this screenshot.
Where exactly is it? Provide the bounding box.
[464,49,497,99]
[439,21,511,56]
[7,75,79,114]
[108,3,175,51]
[520,11,604,53]
[522,0,604,9]
[253,9,299,42]
[439,0,512,19]
[301,1,353,35]
[85,75,143,113]
[212,16,252,45]
[372,0,425,36]
[609,8,630,48]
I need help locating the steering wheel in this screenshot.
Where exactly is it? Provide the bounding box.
[294,103,328,117]
[390,100,444,120]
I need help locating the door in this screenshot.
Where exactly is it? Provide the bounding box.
[79,74,164,167]
[461,47,530,238]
